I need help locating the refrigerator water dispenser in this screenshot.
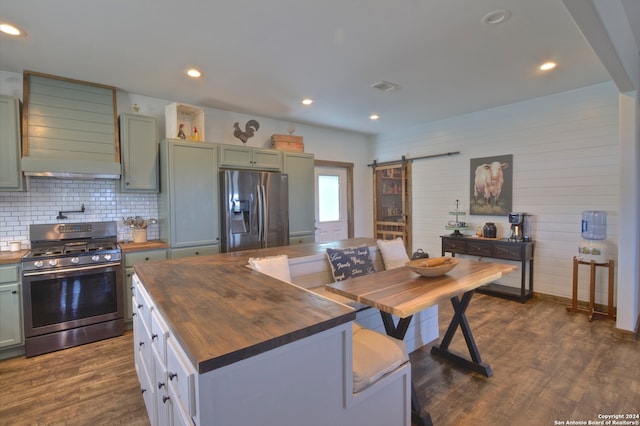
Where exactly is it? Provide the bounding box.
[231,200,250,233]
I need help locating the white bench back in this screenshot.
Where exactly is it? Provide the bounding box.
[289,246,383,289]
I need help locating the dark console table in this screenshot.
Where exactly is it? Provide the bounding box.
[441,236,535,303]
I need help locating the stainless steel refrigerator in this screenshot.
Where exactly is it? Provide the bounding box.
[220,170,289,252]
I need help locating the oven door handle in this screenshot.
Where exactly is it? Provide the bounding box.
[23,262,121,277]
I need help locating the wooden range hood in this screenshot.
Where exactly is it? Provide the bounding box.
[21,71,121,179]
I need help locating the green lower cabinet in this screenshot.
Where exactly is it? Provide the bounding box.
[289,233,316,245]
[124,249,167,322]
[0,264,23,349]
[170,245,220,259]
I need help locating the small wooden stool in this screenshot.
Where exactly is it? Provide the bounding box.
[567,256,616,321]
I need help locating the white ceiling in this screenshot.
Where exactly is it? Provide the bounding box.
[0,0,637,136]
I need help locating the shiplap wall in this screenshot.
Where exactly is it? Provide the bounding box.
[372,82,620,302]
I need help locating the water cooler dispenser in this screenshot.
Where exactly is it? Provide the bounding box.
[568,210,616,321]
[578,210,608,263]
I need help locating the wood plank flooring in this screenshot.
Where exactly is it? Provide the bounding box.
[412,294,639,426]
[1,294,637,425]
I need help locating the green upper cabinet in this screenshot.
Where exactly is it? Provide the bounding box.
[282,152,315,242]
[0,95,24,191]
[119,113,159,192]
[218,145,281,171]
[159,139,219,249]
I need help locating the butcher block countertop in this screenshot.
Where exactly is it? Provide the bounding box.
[133,238,376,374]
[0,250,28,265]
[119,239,169,252]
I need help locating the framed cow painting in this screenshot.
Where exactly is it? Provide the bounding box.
[469,154,513,215]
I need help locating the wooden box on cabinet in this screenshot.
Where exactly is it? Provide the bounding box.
[165,102,205,141]
[271,134,304,152]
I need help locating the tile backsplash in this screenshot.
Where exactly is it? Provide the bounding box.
[0,177,159,251]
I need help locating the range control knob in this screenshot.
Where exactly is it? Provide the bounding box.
[34,260,44,268]
[48,259,58,267]
[104,254,112,261]
[92,255,100,262]
[71,257,80,264]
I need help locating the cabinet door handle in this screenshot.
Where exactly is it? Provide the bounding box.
[141,388,146,394]
[138,304,143,309]
[11,290,17,294]
[162,396,170,404]
[158,381,165,389]
[168,372,177,380]
[151,334,158,341]
[139,341,144,347]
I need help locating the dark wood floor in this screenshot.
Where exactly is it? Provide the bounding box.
[1,294,637,425]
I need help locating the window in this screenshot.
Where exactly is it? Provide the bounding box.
[318,175,340,222]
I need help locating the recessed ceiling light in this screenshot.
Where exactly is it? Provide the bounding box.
[370,114,379,121]
[0,23,26,36]
[539,62,557,71]
[482,9,511,25]
[302,98,313,106]
[185,68,202,78]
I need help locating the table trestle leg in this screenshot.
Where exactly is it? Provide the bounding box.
[378,311,432,426]
[380,312,413,340]
[430,291,493,377]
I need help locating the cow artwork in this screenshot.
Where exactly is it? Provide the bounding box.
[469,154,513,215]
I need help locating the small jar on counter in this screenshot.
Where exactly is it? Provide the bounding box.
[483,222,497,238]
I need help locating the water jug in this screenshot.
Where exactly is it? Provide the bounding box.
[581,211,606,240]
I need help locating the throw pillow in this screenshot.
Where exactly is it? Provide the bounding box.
[248,255,292,283]
[326,245,375,282]
[377,238,410,270]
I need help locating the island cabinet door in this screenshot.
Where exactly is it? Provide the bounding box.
[154,358,171,426]
[134,312,157,426]
[151,309,170,365]
[167,338,197,417]
[168,381,194,426]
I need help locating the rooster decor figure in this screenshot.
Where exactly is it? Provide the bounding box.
[233,119,260,144]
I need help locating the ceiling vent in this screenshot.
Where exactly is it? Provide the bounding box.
[371,81,401,92]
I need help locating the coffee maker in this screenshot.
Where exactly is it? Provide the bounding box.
[508,212,530,241]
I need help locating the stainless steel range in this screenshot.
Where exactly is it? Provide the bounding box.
[22,221,124,357]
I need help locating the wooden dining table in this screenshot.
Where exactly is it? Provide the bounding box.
[326,258,518,426]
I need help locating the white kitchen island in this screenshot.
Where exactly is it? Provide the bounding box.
[132,238,412,426]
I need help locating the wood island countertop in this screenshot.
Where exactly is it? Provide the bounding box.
[133,238,376,374]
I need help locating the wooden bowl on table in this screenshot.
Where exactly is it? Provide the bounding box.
[405,257,459,277]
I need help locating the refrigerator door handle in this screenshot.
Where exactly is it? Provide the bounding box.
[259,184,267,244]
[257,185,267,247]
[256,185,263,242]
